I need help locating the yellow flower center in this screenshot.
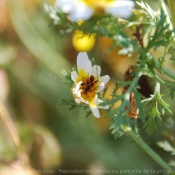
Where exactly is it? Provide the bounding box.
[81,89,96,102]
[81,0,115,8]
[79,0,116,15]
[76,69,88,83]
[77,73,99,103]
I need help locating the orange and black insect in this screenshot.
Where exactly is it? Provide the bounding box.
[81,75,98,94]
[122,65,139,119]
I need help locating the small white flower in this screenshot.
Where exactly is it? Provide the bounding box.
[55,0,135,22]
[44,3,60,24]
[71,52,110,118]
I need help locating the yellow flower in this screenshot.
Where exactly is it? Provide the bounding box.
[71,52,110,118]
[72,31,95,51]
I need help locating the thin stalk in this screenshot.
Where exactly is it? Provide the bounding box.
[124,126,172,170]
[0,101,21,155]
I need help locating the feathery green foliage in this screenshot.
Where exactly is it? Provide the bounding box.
[48,1,175,136]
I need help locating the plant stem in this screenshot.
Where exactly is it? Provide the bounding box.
[154,59,175,80]
[154,81,160,94]
[167,0,175,29]
[124,126,172,170]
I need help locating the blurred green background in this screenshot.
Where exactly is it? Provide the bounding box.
[0,0,174,175]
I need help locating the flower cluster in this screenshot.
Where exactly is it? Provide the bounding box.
[71,52,110,118]
[55,0,135,22]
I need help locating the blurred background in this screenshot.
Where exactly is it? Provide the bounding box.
[0,0,175,174]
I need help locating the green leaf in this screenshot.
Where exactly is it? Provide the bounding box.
[143,90,173,135]
[143,100,162,135]
[86,110,92,118]
[136,1,156,20]
[165,81,175,99]
[168,46,175,61]
[61,69,74,87]
[102,94,124,107]
[134,90,145,122]
[157,93,173,115]
[110,115,129,139]
[157,140,175,155]
[146,9,173,51]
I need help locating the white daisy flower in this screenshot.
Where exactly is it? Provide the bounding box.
[71,52,110,118]
[55,0,134,22]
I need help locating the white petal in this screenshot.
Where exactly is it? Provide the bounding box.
[68,5,94,22]
[77,52,91,75]
[99,75,110,84]
[89,104,100,118]
[91,65,101,77]
[56,0,75,13]
[98,104,109,109]
[105,1,134,19]
[96,82,105,92]
[95,98,109,109]
[77,52,88,69]
[75,98,81,104]
[72,88,76,94]
[71,71,79,83]
[56,0,94,22]
[84,100,89,104]
[76,90,82,98]
[94,95,100,104]
[74,81,82,97]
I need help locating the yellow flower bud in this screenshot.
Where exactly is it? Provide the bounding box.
[72,31,95,51]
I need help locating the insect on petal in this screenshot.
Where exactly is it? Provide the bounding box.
[70,52,110,118]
